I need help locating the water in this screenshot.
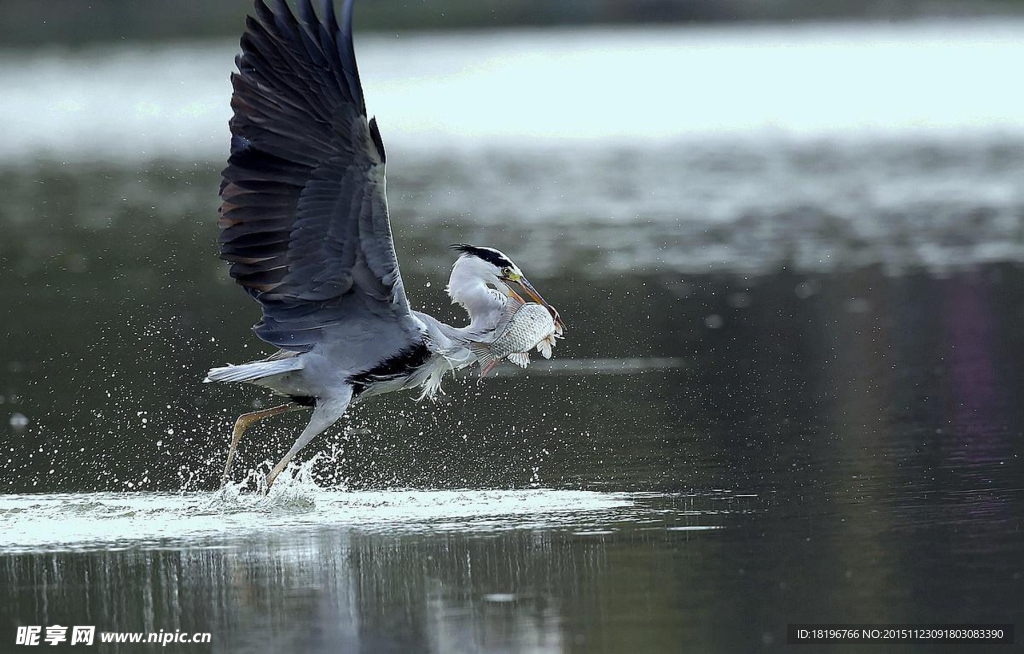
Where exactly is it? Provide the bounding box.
[4,20,1024,159]
[2,20,1024,653]
[0,485,647,551]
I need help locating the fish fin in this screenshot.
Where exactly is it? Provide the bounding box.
[537,336,554,359]
[502,293,526,322]
[480,359,500,377]
[508,352,530,368]
[470,342,497,377]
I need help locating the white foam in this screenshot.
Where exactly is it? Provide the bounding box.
[0,486,635,552]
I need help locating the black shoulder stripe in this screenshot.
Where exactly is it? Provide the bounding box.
[346,341,431,394]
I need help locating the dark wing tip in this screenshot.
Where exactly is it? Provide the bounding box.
[342,0,367,116]
[341,0,357,40]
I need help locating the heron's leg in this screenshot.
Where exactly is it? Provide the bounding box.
[266,390,352,492]
[221,403,302,487]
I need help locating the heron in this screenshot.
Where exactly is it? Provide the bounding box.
[206,0,565,490]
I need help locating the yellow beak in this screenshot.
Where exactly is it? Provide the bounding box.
[510,275,566,333]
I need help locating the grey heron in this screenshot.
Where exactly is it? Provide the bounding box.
[206,0,565,490]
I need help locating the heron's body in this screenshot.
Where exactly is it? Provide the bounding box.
[213,314,468,398]
[206,0,565,489]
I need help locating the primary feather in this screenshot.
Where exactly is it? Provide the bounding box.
[219,0,416,353]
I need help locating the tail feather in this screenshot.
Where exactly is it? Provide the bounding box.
[204,357,303,384]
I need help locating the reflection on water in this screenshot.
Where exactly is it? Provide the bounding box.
[2,22,1024,652]
[3,136,1024,282]
[3,160,1024,649]
[0,504,734,653]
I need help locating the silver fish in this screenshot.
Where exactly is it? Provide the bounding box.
[470,296,561,376]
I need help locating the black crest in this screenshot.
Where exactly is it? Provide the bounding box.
[450,244,514,268]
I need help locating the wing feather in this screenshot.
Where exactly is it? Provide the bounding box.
[220,0,416,352]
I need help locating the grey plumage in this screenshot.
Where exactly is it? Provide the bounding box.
[209,0,564,491]
[220,0,410,352]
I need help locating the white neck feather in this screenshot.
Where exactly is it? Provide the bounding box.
[446,256,506,333]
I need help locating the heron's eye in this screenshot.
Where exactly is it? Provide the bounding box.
[501,267,513,278]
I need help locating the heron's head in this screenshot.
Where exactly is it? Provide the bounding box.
[450,244,565,331]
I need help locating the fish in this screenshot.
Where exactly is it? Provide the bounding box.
[469,295,563,376]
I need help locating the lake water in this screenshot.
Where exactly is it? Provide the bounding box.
[1,21,1023,652]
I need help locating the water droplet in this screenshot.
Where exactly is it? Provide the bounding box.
[704,314,723,329]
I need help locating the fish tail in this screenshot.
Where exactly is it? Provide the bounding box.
[469,342,497,377]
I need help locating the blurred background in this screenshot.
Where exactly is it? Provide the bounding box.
[4,0,1024,45]
[1,1,1022,652]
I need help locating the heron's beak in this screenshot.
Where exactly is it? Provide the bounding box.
[510,275,566,333]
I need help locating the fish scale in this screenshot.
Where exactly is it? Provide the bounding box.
[469,296,558,374]
[490,303,555,360]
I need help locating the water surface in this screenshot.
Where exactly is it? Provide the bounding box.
[1,21,1023,653]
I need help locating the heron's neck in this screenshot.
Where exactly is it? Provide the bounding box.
[447,267,505,333]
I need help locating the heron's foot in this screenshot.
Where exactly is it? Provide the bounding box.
[220,403,299,488]
[264,458,290,495]
[261,391,350,495]
[263,472,277,495]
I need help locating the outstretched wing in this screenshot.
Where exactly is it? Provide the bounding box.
[219,0,415,352]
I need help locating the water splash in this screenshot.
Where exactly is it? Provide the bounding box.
[207,455,324,514]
